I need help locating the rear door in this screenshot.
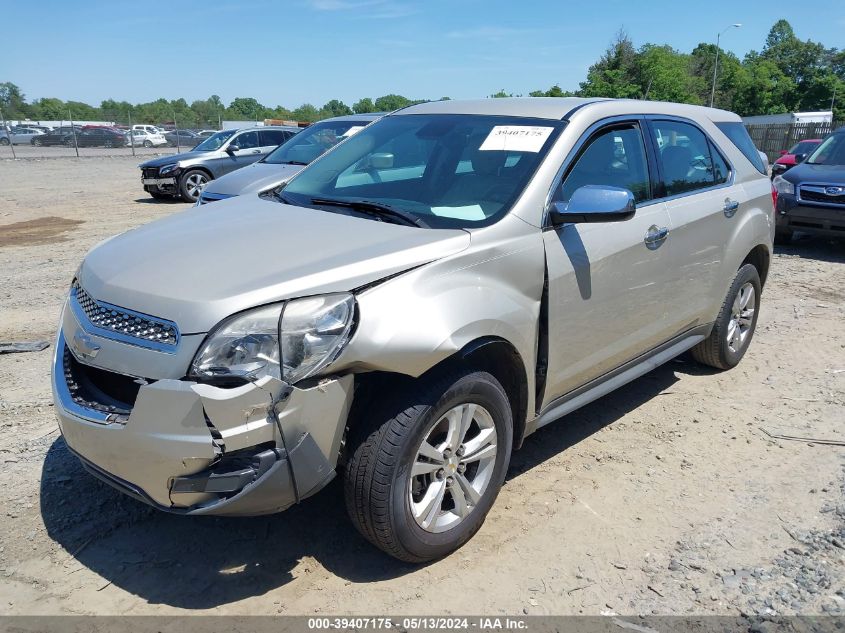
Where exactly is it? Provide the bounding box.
[644,117,741,332]
[259,128,292,152]
[542,119,674,403]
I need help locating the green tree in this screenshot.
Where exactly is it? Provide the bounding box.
[292,103,320,122]
[374,94,412,111]
[0,82,28,118]
[227,97,265,121]
[579,29,640,98]
[490,89,513,98]
[321,99,352,117]
[352,97,375,113]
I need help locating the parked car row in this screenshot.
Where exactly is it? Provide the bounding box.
[1,124,238,149]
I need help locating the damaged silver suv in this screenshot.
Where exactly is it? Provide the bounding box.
[52,98,774,562]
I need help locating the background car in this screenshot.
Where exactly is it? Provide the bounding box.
[127,129,168,148]
[139,125,299,202]
[771,139,822,177]
[31,127,81,146]
[164,129,200,148]
[198,114,380,204]
[72,128,128,147]
[5,127,44,145]
[772,128,845,243]
[195,129,217,139]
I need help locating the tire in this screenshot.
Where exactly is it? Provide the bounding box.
[0,138,9,146]
[774,229,793,245]
[103,139,114,148]
[143,140,153,148]
[690,263,761,370]
[179,169,210,202]
[344,370,513,562]
[32,137,42,146]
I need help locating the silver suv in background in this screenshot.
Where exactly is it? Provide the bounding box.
[53,98,773,562]
[139,126,300,202]
[197,114,382,205]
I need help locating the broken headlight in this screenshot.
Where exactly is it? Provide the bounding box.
[190,304,283,382]
[281,293,355,384]
[189,293,355,385]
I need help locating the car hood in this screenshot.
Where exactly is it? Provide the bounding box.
[774,155,795,166]
[202,162,303,197]
[139,150,212,168]
[784,162,845,185]
[78,196,470,333]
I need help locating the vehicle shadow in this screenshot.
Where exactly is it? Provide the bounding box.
[775,234,845,264]
[41,358,695,609]
[133,197,182,204]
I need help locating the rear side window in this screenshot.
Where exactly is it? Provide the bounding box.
[260,129,291,146]
[715,122,767,175]
[649,120,727,196]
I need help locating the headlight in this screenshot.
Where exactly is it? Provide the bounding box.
[190,304,283,382]
[772,175,794,195]
[281,293,355,383]
[189,293,355,385]
[159,164,179,175]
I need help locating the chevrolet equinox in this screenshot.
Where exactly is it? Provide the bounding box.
[53,98,774,562]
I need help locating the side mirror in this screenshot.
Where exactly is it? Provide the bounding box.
[367,153,394,169]
[226,144,240,154]
[794,153,807,164]
[549,185,636,226]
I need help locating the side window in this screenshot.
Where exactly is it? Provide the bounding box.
[260,129,287,146]
[233,131,259,149]
[557,123,650,203]
[650,120,720,196]
[709,141,730,185]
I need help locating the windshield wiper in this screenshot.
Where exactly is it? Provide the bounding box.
[310,197,429,228]
[281,160,308,165]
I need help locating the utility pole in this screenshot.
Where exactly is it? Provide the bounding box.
[710,23,742,108]
[128,107,135,157]
[68,109,79,158]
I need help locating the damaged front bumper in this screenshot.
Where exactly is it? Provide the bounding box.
[51,328,353,516]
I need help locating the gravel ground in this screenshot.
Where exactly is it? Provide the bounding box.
[0,155,843,617]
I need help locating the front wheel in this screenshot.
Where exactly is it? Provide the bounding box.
[0,138,9,146]
[32,137,42,146]
[690,263,761,370]
[344,370,513,562]
[179,169,209,202]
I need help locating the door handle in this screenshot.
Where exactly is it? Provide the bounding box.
[252,149,261,154]
[723,198,739,217]
[644,225,669,246]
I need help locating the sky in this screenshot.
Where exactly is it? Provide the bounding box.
[3,0,844,109]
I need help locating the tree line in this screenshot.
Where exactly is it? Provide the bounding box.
[1,20,842,127]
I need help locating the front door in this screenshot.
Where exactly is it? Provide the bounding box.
[542,120,674,405]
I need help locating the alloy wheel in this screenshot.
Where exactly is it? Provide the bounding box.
[727,282,755,353]
[408,403,498,533]
[185,173,208,200]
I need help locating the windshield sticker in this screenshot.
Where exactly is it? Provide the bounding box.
[479,126,553,152]
[430,205,486,221]
[340,126,365,137]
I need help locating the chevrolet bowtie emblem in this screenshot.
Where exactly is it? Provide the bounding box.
[72,331,101,360]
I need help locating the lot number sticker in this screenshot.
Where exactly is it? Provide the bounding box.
[479,126,553,152]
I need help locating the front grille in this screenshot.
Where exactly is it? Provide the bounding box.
[71,281,179,348]
[142,167,160,179]
[799,185,845,206]
[64,346,142,420]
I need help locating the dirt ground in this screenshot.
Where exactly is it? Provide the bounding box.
[0,156,843,617]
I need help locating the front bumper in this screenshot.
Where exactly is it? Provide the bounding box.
[776,194,845,237]
[52,326,354,516]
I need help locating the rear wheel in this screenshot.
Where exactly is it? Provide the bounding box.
[32,137,42,146]
[143,140,153,148]
[0,138,9,146]
[344,370,513,562]
[691,264,761,370]
[179,169,210,202]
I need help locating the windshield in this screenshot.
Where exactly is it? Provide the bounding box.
[193,129,237,152]
[789,140,819,155]
[806,134,845,165]
[280,114,563,229]
[262,120,371,165]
